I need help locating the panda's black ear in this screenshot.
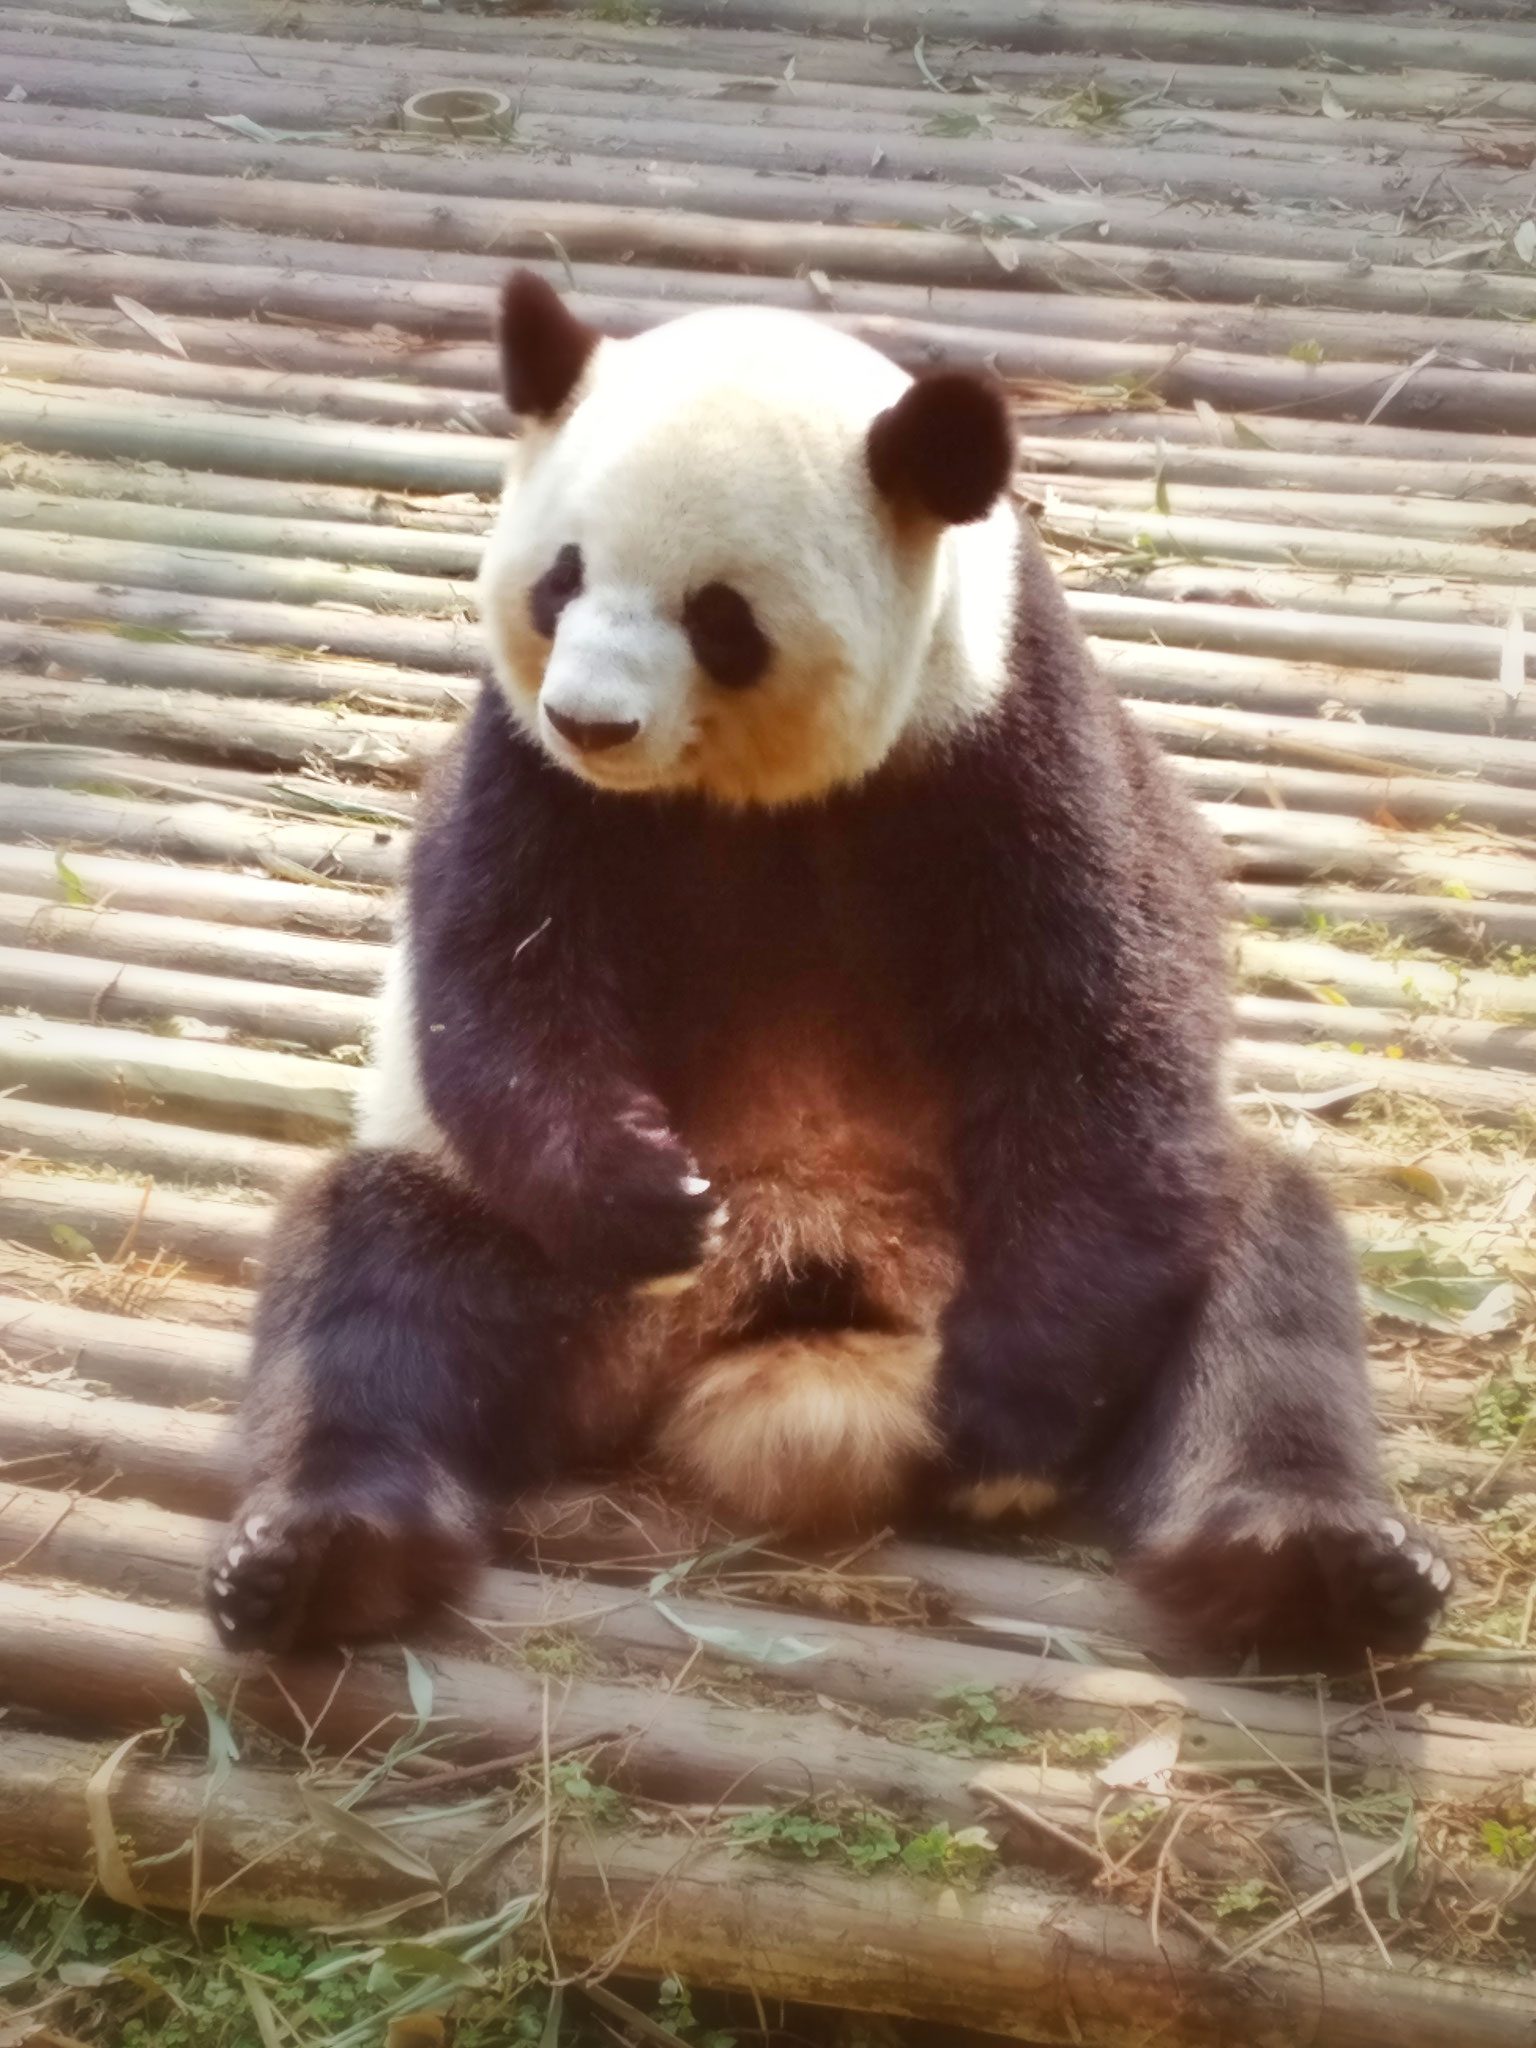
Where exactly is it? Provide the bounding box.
[867,370,1014,526]
[497,271,600,420]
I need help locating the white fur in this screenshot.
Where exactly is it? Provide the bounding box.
[356,924,444,1157]
[479,306,1018,807]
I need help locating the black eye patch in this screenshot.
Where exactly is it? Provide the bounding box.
[528,543,583,638]
[682,581,771,690]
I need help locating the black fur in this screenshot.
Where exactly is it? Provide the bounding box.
[212,513,1445,1666]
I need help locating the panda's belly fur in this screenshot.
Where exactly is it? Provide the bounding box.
[578,996,962,1532]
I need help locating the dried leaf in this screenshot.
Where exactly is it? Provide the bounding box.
[653,1601,826,1667]
[1389,1164,1447,1205]
[237,1972,284,2048]
[1191,398,1225,445]
[1461,1281,1518,1338]
[1098,1727,1180,1794]
[300,1788,440,1883]
[127,0,192,19]
[57,1962,116,1989]
[1319,83,1352,120]
[913,35,950,93]
[403,1646,435,1736]
[0,1950,32,1990]
[582,1983,687,2045]
[111,295,187,358]
[804,268,834,308]
[206,112,342,143]
[4,85,26,103]
[86,1729,156,1906]
[49,1223,95,1262]
[981,237,1020,273]
[377,1944,484,1989]
[445,1802,542,1895]
[54,851,91,907]
[387,2019,446,2048]
[1516,220,1536,267]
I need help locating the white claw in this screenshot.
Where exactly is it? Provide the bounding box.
[708,1201,730,1231]
[1430,1558,1452,1592]
[1406,1544,1434,1574]
[638,1268,702,1300]
[244,1515,271,1542]
[681,1175,711,1197]
[213,1609,237,1633]
[212,1574,232,1597]
[226,1542,247,1568]
[1381,1517,1407,1548]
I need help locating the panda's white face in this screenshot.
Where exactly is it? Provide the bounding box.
[478,306,1019,807]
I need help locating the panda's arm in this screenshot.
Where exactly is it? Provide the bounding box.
[404,687,717,1284]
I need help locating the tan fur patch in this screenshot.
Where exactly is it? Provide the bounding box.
[953,1477,1060,1523]
[656,1329,940,1531]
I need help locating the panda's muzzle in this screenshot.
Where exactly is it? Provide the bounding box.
[543,705,642,754]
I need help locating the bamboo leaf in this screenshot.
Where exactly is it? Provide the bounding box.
[86,1730,156,1907]
[377,1944,485,1989]
[653,1601,826,1667]
[237,1972,285,2048]
[127,0,192,20]
[300,1788,440,1884]
[48,1223,95,1262]
[402,1647,435,1737]
[54,851,91,906]
[1515,220,1536,267]
[0,1950,32,1990]
[112,295,187,358]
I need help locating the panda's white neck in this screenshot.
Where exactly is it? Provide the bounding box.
[906,500,1021,745]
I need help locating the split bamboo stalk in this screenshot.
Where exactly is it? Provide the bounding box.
[1203,805,1536,904]
[1109,658,1536,743]
[0,446,493,534]
[0,566,473,670]
[0,893,385,995]
[1230,1038,1534,1125]
[0,845,393,941]
[0,740,415,822]
[0,785,404,886]
[1041,412,1536,471]
[0,381,510,492]
[0,1299,243,1405]
[1023,437,1536,506]
[14,1729,1526,2048]
[0,943,375,1055]
[10,156,1536,327]
[1233,884,1536,953]
[1237,995,1536,1073]
[0,1094,312,1195]
[0,486,487,577]
[1048,504,1536,589]
[0,330,499,431]
[1173,755,1536,837]
[1236,933,1536,1020]
[0,522,466,617]
[0,617,464,711]
[0,1015,358,1141]
[1073,593,1535,682]
[1110,564,1536,628]
[1,678,450,779]
[1040,479,1536,546]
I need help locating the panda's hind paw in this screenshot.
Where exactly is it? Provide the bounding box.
[1129,1494,1449,1672]
[206,1472,485,1656]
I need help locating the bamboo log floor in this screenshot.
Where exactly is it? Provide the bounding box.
[2,1,1536,2042]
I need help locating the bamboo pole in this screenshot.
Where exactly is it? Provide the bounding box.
[0,567,473,670]
[0,845,393,941]
[0,381,510,492]
[0,618,463,711]
[1041,479,1536,546]
[0,893,385,995]
[0,740,415,821]
[1236,933,1536,1020]
[9,156,1536,327]
[1237,995,1536,1073]
[0,446,493,533]
[1024,437,1536,506]
[1040,411,1536,471]
[0,943,375,1055]
[1233,884,1536,953]
[0,1015,357,1142]
[0,330,500,431]
[14,1728,1526,2048]
[0,522,467,617]
[1105,653,1536,741]
[1073,593,1535,681]
[1230,1038,1534,1125]
[0,485,487,578]
[1173,755,1536,838]
[0,1094,312,1196]
[0,1300,242,1405]
[1105,564,1536,628]
[1,678,450,779]
[1047,503,1536,589]
[0,785,403,886]
[1204,806,1536,905]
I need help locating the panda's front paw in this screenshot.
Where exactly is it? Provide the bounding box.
[569,1116,727,1289]
[1129,1491,1450,1672]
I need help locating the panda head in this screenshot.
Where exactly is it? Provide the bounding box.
[478,271,1019,807]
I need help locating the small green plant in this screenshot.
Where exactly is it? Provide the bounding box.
[899,1823,998,1886]
[1287,338,1326,364]
[549,1756,625,1826]
[1213,1878,1274,1919]
[1483,1818,1536,1865]
[518,1627,595,1679]
[729,1808,845,1859]
[1471,1374,1536,1451]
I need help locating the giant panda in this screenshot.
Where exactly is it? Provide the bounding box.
[207,271,1450,1670]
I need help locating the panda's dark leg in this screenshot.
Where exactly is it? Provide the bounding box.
[1088,1143,1450,1671]
[207,1147,587,1654]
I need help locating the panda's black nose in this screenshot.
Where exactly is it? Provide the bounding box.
[545,706,642,753]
